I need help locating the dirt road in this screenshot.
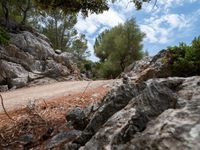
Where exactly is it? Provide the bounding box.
[0,80,116,112]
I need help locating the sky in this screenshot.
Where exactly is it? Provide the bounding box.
[75,0,200,61]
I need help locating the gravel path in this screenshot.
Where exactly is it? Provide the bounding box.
[0,80,116,112]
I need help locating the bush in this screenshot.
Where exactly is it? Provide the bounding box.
[97,61,119,79]
[0,27,10,45]
[169,37,200,77]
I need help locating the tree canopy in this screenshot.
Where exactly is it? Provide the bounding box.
[94,18,145,78]
[34,0,151,16]
[0,0,151,26]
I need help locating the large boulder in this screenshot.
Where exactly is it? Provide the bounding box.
[122,77,200,150]
[10,31,55,59]
[63,76,200,150]
[0,30,80,90]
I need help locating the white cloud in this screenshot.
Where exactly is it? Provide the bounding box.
[87,40,99,61]
[113,0,136,13]
[75,7,125,61]
[75,8,124,35]
[140,13,191,44]
[143,0,199,14]
[75,0,199,60]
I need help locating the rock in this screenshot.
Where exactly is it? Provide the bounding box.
[0,60,28,79]
[55,49,62,54]
[17,134,33,145]
[10,77,28,88]
[28,72,44,81]
[0,44,35,71]
[124,105,200,150]
[27,77,57,87]
[122,77,200,150]
[45,60,70,77]
[63,142,81,150]
[124,56,152,74]
[66,82,146,147]
[0,60,29,87]
[0,85,8,92]
[76,81,177,149]
[10,31,55,59]
[54,52,73,66]
[45,130,81,149]
[63,76,200,150]
[0,30,80,91]
[124,50,172,83]
[66,107,89,130]
[66,102,102,131]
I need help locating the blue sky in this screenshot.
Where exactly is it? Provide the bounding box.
[75,0,200,61]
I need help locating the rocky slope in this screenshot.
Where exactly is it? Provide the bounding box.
[0,29,79,91]
[62,50,200,150]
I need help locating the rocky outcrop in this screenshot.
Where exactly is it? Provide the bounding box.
[63,76,200,150]
[0,31,79,90]
[122,77,200,150]
[124,50,173,83]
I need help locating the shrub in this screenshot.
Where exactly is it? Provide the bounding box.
[97,61,119,79]
[0,27,10,45]
[169,37,200,77]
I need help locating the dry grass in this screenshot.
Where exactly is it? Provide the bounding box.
[0,86,109,149]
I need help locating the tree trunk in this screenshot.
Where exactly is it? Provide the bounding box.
[21,0,31,25]
[55,17,59,49]
[1,0,9,26]
[120,58,126,72]
[60,25,66,50]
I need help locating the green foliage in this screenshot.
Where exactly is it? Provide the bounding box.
[94,18,145,78]
[0,0,33,25]
[31,9,90,63]
[70,34,90,61]
[0,27,10,45]
[169,37,200,77]
[133,0,151,10]
[1,0,151,26]
[33,0,151,16]
[97,61,119,79]
[35,9,78,50]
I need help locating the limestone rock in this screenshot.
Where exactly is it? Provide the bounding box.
[0,60,29,79]
[55,49,62,54]
[66,107,89,130]
[10,31,55,59]
[10,77,28,88]
[0,85,8,92]
[0,30,80,90]
[122,77,200,150]
[76,81,177,149]
[124,50,172,83]
[63,76,200,150]
[66,102,102,131]
[45,130,81,149]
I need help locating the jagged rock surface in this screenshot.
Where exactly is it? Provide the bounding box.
[63,76,200,150]
[0,31,79,90]
[124,50,173,83]
[122,77,200,150]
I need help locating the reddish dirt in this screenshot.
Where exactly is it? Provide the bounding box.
[0,82,111,128]
[0,80,113,149]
